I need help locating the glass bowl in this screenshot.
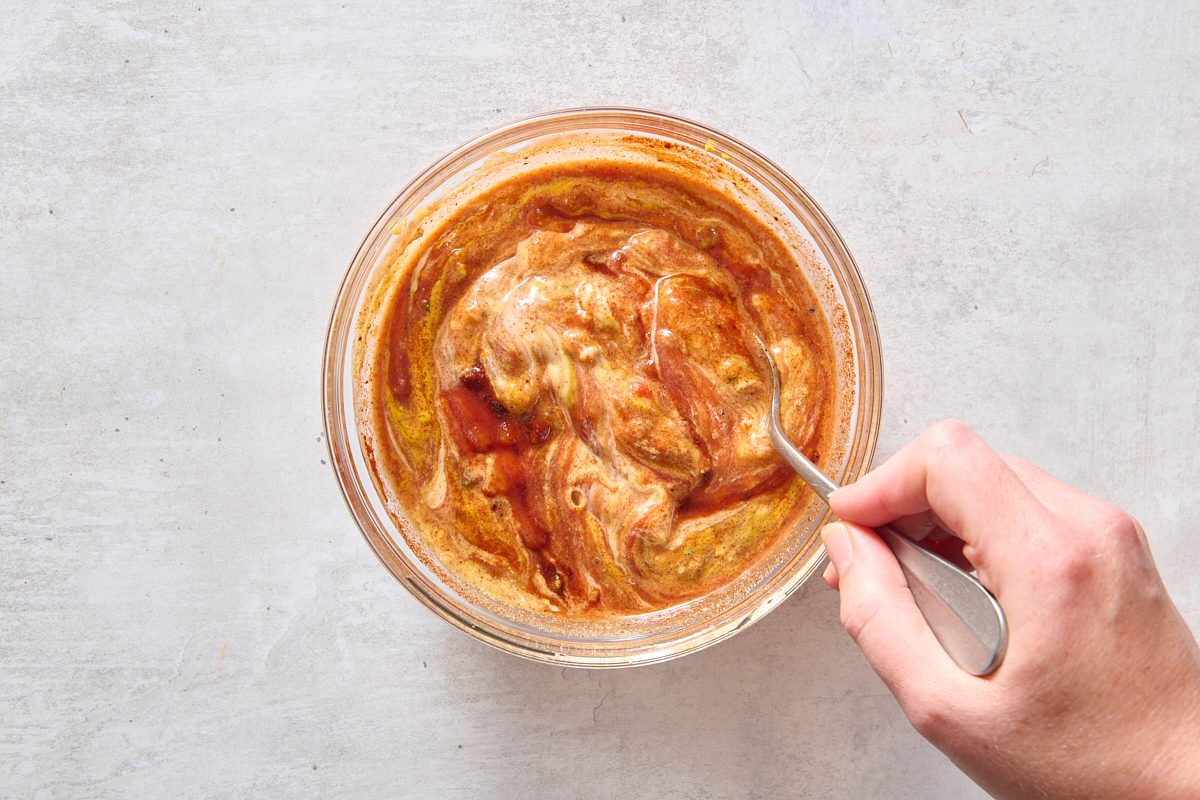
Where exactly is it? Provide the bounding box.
[323,107,882,667]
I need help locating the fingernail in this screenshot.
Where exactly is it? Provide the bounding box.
[822,522,854,572]
[821,562,838,587]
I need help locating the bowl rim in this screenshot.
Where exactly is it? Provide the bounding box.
[322,105,883,667]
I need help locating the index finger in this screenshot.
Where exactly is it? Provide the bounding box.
[829,419,1051,585]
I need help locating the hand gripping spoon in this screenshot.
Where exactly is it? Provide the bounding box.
[758,341,1008,676]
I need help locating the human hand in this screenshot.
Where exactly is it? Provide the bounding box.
[823,420,1200,799]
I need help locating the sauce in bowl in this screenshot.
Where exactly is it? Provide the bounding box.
[354,135,837,618]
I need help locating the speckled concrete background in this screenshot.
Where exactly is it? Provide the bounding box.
[2,2,1197,798]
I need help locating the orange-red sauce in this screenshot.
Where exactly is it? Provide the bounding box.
[356,145,836,617]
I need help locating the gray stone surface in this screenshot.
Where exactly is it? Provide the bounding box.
[2,2,1197,797]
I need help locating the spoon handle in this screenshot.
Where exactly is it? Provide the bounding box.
[759,335,1007,674]
[766,394,1007,674]
[874,524,1008,676]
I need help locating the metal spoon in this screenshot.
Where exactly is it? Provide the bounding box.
[758,341,1008,676]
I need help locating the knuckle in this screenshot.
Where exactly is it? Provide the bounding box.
[1047,541,1097,587]
[924,418,975,455]
[1094,503,1143,547]
[905,695,956,742]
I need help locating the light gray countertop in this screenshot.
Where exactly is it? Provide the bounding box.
[3,2,1197,797]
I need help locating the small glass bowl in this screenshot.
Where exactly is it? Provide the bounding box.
[323,107,882,667]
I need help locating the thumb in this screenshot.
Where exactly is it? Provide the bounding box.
[823,522,965,705]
